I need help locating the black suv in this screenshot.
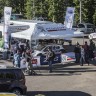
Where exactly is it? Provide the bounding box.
[0,65,27,95]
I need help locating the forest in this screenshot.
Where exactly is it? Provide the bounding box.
[0,0,96,25]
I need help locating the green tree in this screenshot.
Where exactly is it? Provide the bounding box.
[93,10,96,25]
[0,0,96,25]
[25,0,33,19]
[93,0,96,25]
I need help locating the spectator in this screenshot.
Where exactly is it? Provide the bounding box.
[89,40,95,60]
[80,45,85,66]
[20,53,27,72]
[83,41,89,65]
[13,50,21,68]
[74,43,81,64]
[25,49,33,75]
[46,47,55,73]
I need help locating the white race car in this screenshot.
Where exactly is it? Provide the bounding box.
[31,44,75,66]
[32,44,66,57]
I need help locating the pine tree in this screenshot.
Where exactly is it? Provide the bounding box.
[25,0,33,19]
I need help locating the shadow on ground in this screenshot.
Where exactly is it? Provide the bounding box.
[32,61,96,75]
[27,91,91,96]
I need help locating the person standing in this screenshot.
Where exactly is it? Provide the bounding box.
[20,53,27,72]
[89,40,95,60]
[25,49,34,75]
[13,50,21,68]
[83,41,90,65]
[46,48,55,73]
[74,43,81,64]
[80,45,85,66]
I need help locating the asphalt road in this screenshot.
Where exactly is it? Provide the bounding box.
[1,59,96,96]
[26,37,96,96]
[26,71,96,96]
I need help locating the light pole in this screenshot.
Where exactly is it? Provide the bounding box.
[33,0,35,18]
[79,0,84,44]
[79,0,82,23]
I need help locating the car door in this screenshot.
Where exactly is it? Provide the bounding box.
[54,45,60,53]
[0,70,5,92]
[2,70,16,92]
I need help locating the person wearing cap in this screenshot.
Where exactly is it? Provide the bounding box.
[80,45,85,66]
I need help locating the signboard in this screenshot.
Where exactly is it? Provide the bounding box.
[8,25,30,33]
[31,57,40,67]
[61,52,76,63]
[46,27,66,32]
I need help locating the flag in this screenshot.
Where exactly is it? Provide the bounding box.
[64,7,75,29]
[4,7,12,49]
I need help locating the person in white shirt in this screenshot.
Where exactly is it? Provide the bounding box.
[80,45,85,66]
[20,53,27,72]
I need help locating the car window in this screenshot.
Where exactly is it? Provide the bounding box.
[55,46,60,50]
[0,72,4,79]
[43,46,52,52]
[78,24,85,28]
[87,24,94,28]
[5,72,16,79]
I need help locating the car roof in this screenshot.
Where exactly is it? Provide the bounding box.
[78,23,94,25]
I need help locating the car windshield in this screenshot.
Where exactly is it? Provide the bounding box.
[87,24,94,28]
[34,45,45,51]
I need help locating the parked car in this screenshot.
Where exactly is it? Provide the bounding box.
[73,23,95,34]
[32,44,66,57]
[0,65,27,95]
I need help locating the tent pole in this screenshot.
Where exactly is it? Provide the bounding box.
[83,35,84,45]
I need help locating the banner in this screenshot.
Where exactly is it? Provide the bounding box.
[4,7,12,49]
[64,7,75,29]
[61,52,76,63]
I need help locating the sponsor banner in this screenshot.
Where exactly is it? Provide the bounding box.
[4,7,12,49]
[31,57,40,67]
[64,7,75,29]
[4,7,12,25]
[40,54,61,65]
[61,52,76,63]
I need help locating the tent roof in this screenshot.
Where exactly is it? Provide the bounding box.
[11,23,84,40]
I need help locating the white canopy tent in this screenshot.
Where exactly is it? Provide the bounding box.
[11,22,84,40]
